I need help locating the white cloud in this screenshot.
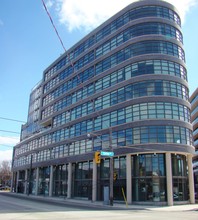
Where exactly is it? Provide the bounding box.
[55,0,198,32]
[57,0,132,32]
[0,136,19,162]
[0,149,13,162]
[0,136,19,146]
[45,0,54,9]
[168,0,198,23]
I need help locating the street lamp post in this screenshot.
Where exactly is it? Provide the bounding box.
[109,128,114,206]
[27,153,33,196]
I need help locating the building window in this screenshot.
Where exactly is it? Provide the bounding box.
[73,161,93,199]
[132,154,166,202]
[38,167,50,196]
[53,164,68,197]
[172,154,188,201]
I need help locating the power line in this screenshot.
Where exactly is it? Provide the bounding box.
[41,0,116,148]
[40,1,140,157]
[41,0,66,53]
[0,117,25,123]
[41,0,76,82]
[0,130,20,134]
[0,135,19,140]
[0,144,14,148]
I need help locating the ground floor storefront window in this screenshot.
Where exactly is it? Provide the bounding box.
[53,164,68,197]
[97,157,126,201]
[132,154,166,202]
[73,161,93,199]
[132,153,189,202]
[38,166,50,196]
[132,177,166,202]
[29,168,36,195]
[172,154,189,201]
[17,170,25,193]
[13,152,191,203]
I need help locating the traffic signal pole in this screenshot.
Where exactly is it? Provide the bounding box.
[90,130,114,206]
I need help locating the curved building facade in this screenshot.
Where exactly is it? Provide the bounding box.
[12,0,195,205]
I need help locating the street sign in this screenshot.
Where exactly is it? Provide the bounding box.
[100,151,114,157]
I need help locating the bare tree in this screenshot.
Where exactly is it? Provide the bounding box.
[0,160,12,186]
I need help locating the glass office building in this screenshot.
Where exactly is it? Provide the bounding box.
[12,0,195,205]
[190,88,198,198]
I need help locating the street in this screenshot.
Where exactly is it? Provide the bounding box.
[0,192,197,220]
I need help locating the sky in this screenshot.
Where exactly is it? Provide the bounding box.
[0,0,198,162]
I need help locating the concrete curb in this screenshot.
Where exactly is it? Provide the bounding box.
[1,192,197,211]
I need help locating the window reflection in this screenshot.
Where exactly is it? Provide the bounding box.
[133,154,166,202]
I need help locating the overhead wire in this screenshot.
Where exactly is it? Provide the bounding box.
[0,136,19,140]
[0,130,20,134]
[41,0,67,53]
[8,1,163,167]
[0,117,21,147]
[0,144,14,148]
[40,1,161,155]
[0,116,25,123]
[41,0,123,148]
[41,0,79,83]
[0,117,22,135]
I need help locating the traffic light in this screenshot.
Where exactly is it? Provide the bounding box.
[95,151,101,164]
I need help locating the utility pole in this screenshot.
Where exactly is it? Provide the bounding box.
[109,128,113,206]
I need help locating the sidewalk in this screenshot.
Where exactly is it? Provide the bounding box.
[1,191,198,212]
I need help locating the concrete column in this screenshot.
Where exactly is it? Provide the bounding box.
[92,159,97,202]
[35,167,39,195]
[16,171,19,193]
[126,154,132,204]
[24,169,28,194]
[11,172,14,192]
[166,152,173,206]
[67,162,72,199]
[187,154,195,204]
[49,165,53,197]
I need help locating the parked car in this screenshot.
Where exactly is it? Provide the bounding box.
[0,186,11,191]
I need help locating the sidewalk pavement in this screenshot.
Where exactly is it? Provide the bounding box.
[1,191,198,212]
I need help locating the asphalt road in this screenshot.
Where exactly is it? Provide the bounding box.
[0,192,197,220]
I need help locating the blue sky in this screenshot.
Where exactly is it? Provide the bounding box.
[0,0,198,161]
